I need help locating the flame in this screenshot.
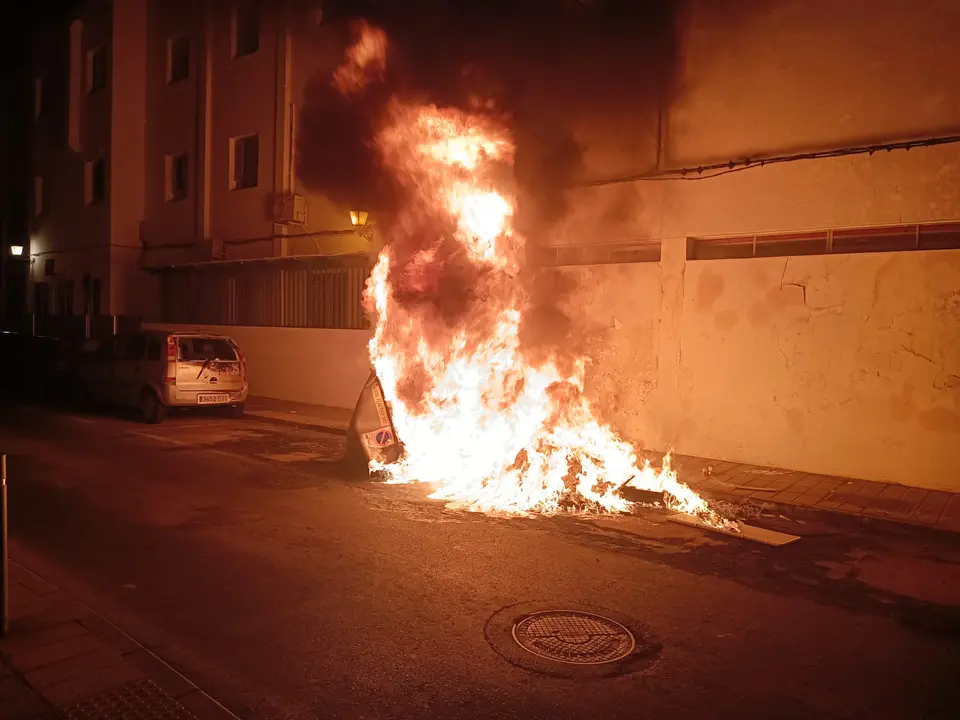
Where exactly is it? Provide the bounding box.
[333,21,388,95]
[338,26,731,526]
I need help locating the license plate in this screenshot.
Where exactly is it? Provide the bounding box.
[198,393,229,404]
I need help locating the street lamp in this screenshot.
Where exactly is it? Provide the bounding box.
[9,246,23,257]
[349,210,369,227]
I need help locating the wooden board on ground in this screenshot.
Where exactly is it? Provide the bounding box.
[669,514,801,546]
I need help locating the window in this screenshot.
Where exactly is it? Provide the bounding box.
[85,158,105,205]
[232,0,261,58]
[166,153,188,201]
[167,35,190,83]
[687,222,960,261]
[86,46,107,93]
[230,134,259,190]
[33,177,44,218]
[44,258,55,277]
[34,76,43,119]
[178,337,238,361]
[124,334,147,361]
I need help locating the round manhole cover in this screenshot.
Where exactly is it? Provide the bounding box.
[512,610,636,665]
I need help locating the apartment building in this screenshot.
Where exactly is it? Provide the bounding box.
[29,0,373,324]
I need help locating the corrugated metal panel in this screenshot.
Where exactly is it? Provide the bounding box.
[159,256,372,330]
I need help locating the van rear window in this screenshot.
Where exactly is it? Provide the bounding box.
[177,337,238,362]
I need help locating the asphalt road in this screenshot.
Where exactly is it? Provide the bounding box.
[1,402,958,719]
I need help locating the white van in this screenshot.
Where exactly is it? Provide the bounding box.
[72,330,248,423]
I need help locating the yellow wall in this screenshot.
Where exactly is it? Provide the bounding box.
[561,247,960,491]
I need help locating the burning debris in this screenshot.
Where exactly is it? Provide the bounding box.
[336,22,732,528]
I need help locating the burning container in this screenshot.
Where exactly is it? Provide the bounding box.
[345,370,403,471]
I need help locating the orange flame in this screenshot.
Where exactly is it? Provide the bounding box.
[337,26,730,525]
[333,21,388,95]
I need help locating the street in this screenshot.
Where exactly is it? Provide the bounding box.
[1,403,958,720]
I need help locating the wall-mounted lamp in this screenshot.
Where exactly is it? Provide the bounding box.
[349,210,369,227]
[9,245,24,257]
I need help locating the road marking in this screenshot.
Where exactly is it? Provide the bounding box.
[128,430,268,466]
[130,431,189,445]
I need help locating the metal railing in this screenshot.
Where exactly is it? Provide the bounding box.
[159,255,372,330]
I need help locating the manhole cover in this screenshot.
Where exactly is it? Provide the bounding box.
[512,610,636,665]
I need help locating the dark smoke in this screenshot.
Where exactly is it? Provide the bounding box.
[296,0,681,230]
[297,1,680,394]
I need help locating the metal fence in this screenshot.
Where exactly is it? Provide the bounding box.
[158,256,373,330]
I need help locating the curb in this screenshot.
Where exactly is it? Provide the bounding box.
[8,560,242,720]
[702,489,960,537]
[246,410,348,436]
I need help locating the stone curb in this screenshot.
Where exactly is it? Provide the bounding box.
[246,409,348,436]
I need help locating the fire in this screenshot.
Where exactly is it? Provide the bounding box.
[332,20,388,95]
[339,25,730,525]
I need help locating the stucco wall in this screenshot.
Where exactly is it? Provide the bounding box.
[561,246,960,491]
[143,0,204,253]
[143,322,373,410]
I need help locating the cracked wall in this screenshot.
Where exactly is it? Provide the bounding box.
[567,248,960,490]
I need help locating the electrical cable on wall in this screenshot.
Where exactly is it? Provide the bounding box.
[578,133,960,187]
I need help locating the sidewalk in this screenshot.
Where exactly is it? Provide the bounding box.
[0,561,238,720]
[244,396,960,533]
[672,454,960,534]
[246,396,350,434]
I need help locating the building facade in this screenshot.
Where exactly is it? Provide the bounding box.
[28,0,372,324]
[544,0,960,490]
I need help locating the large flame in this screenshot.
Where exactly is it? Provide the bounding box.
[340,24,729,525]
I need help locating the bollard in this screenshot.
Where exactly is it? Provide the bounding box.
[1,454,7,635]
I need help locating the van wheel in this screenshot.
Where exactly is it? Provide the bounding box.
[225,403,245,419]
[140,390,166,424]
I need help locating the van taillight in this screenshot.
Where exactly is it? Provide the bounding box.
[235,344,247,381]
[164,336,177,383]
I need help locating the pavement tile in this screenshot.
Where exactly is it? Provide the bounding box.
[4,633,102,673]
[0,686,55,720]
[24,646,124,691]
[878,484,909,501]
[8,586,43,616]
[178,688,238,720]
[852,481,887,498]
[0,673,32,701]
[914,491,951,525]
[815,500,843,510]
[10,568,58,598]
[764,476,799,491]
[123,648,197,699]
[41,657,144,708]
[708,461,739,476]
[939,495,960,521]
[0,621,87,658]
[794,491,829,506]
[78,615,141,656]
[936,514,960,533]
[10,600,91,635]
[838,504,865,515]
[798,476,828,490]
[812,477,846,493]
[902,487,929,503]
[771,491,802,503]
